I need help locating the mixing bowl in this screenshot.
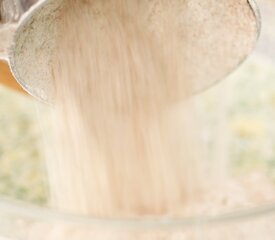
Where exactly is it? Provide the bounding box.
[0,198,275,239]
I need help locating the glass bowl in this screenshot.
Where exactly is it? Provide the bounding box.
[0,198,275,240]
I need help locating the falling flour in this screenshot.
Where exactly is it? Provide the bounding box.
[40,0,267,222]
[44,0,207,217]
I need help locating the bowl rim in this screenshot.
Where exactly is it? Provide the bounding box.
[0,198,275,230]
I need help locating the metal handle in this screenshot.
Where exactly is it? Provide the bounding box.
[0,0,37,92]
[0,0,38,23]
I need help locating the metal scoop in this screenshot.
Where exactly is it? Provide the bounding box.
[5,0,261,102]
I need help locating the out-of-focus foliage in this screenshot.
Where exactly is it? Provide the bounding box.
[0,87,47,204]
[199,55,275,179]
